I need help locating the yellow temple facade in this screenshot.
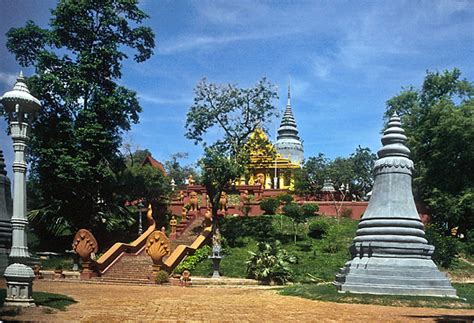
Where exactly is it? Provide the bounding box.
[239,128,300,190]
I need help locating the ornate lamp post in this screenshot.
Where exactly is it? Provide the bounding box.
[0,72,41,307]
[137,201,144,235]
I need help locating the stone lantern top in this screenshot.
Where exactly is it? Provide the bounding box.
[0,72,41,117]
[377,112,411,159]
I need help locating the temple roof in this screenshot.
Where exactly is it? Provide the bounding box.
[246,128,300,169]
[141,155,167,175]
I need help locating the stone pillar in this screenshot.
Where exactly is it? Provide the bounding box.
[1,72,41,307]
[9,121,30,262]
[334,113,456,297]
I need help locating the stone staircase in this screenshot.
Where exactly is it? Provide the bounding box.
[93,248,153,284]
[172,216,204,249]
[93,215,204,284]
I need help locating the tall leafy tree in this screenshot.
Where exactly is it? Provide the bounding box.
[294,147,376,199]
[164,152,199,187]
[185,78,278,222]
[350,146,377,197]
[294,153,329,196]
[384,69,473,235]
[5,0,155,242]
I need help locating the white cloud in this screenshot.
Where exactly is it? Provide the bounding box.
[158,27,306,55]
[290,77,311,99]
[310,57,332,80]
[193,0,271,27]
[0,72,17,87]
[138,93,191,105]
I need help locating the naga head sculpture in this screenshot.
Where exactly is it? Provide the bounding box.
[72,229,99,262]
[146,230,171,268]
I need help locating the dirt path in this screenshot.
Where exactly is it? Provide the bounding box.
[3,281,474,322]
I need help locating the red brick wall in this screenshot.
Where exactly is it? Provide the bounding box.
[169,190,430,223]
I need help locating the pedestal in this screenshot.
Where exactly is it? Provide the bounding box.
[210,257,222,278]
[3,263,35,307]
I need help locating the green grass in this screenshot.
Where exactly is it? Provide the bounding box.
[447,259,474,281]
[192,215,358,282]
[38,255,75,270]
[193,238,257,277]
[279,283,474,309]
[0,289,76,310]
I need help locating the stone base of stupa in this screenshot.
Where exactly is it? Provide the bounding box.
[335,256,457,297]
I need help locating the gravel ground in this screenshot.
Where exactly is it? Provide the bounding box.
[2,280,474,322]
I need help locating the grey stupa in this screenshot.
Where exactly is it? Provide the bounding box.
[275,85,304,164]
[334,113,456,297]
[0,150,13,274]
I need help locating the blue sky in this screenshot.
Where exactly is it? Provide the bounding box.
[1,0,473,172]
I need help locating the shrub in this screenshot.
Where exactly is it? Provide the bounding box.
[219,216,275,246]
[260,197,280,215]
[425,224,458,268]
[308,219,331,239]
[460,230,474,257]
[155,270,169,284]
[246,241,296,284]
[314,218,353,254]
[283,202,310,243]
[278,194,294,205]
[302,203,319,217]
[174,245,211,274]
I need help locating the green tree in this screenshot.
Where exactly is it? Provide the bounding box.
[294,153,329,196]
[185,78,278,222]
[164,152,199,187]
[283,202,308,243]
[119,163,170,204]
[384,69,474,235]
[350,146,377,197]
[5,0,155,243]
[326,157,355,189]
[186,78,278,155]
[294,147,375,199]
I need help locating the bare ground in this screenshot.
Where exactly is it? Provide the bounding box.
[2,280,474,322]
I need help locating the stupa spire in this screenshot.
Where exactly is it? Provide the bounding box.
[287,78,291,107]
[275,80,304,164]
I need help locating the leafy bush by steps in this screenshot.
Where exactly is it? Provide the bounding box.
[246,240,296,284]
[173,245,211,274]
[155,270,170,284]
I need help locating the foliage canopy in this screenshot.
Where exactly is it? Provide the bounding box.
[384,69,473,235]
[4,0,156,244]
[185,78,278,219]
